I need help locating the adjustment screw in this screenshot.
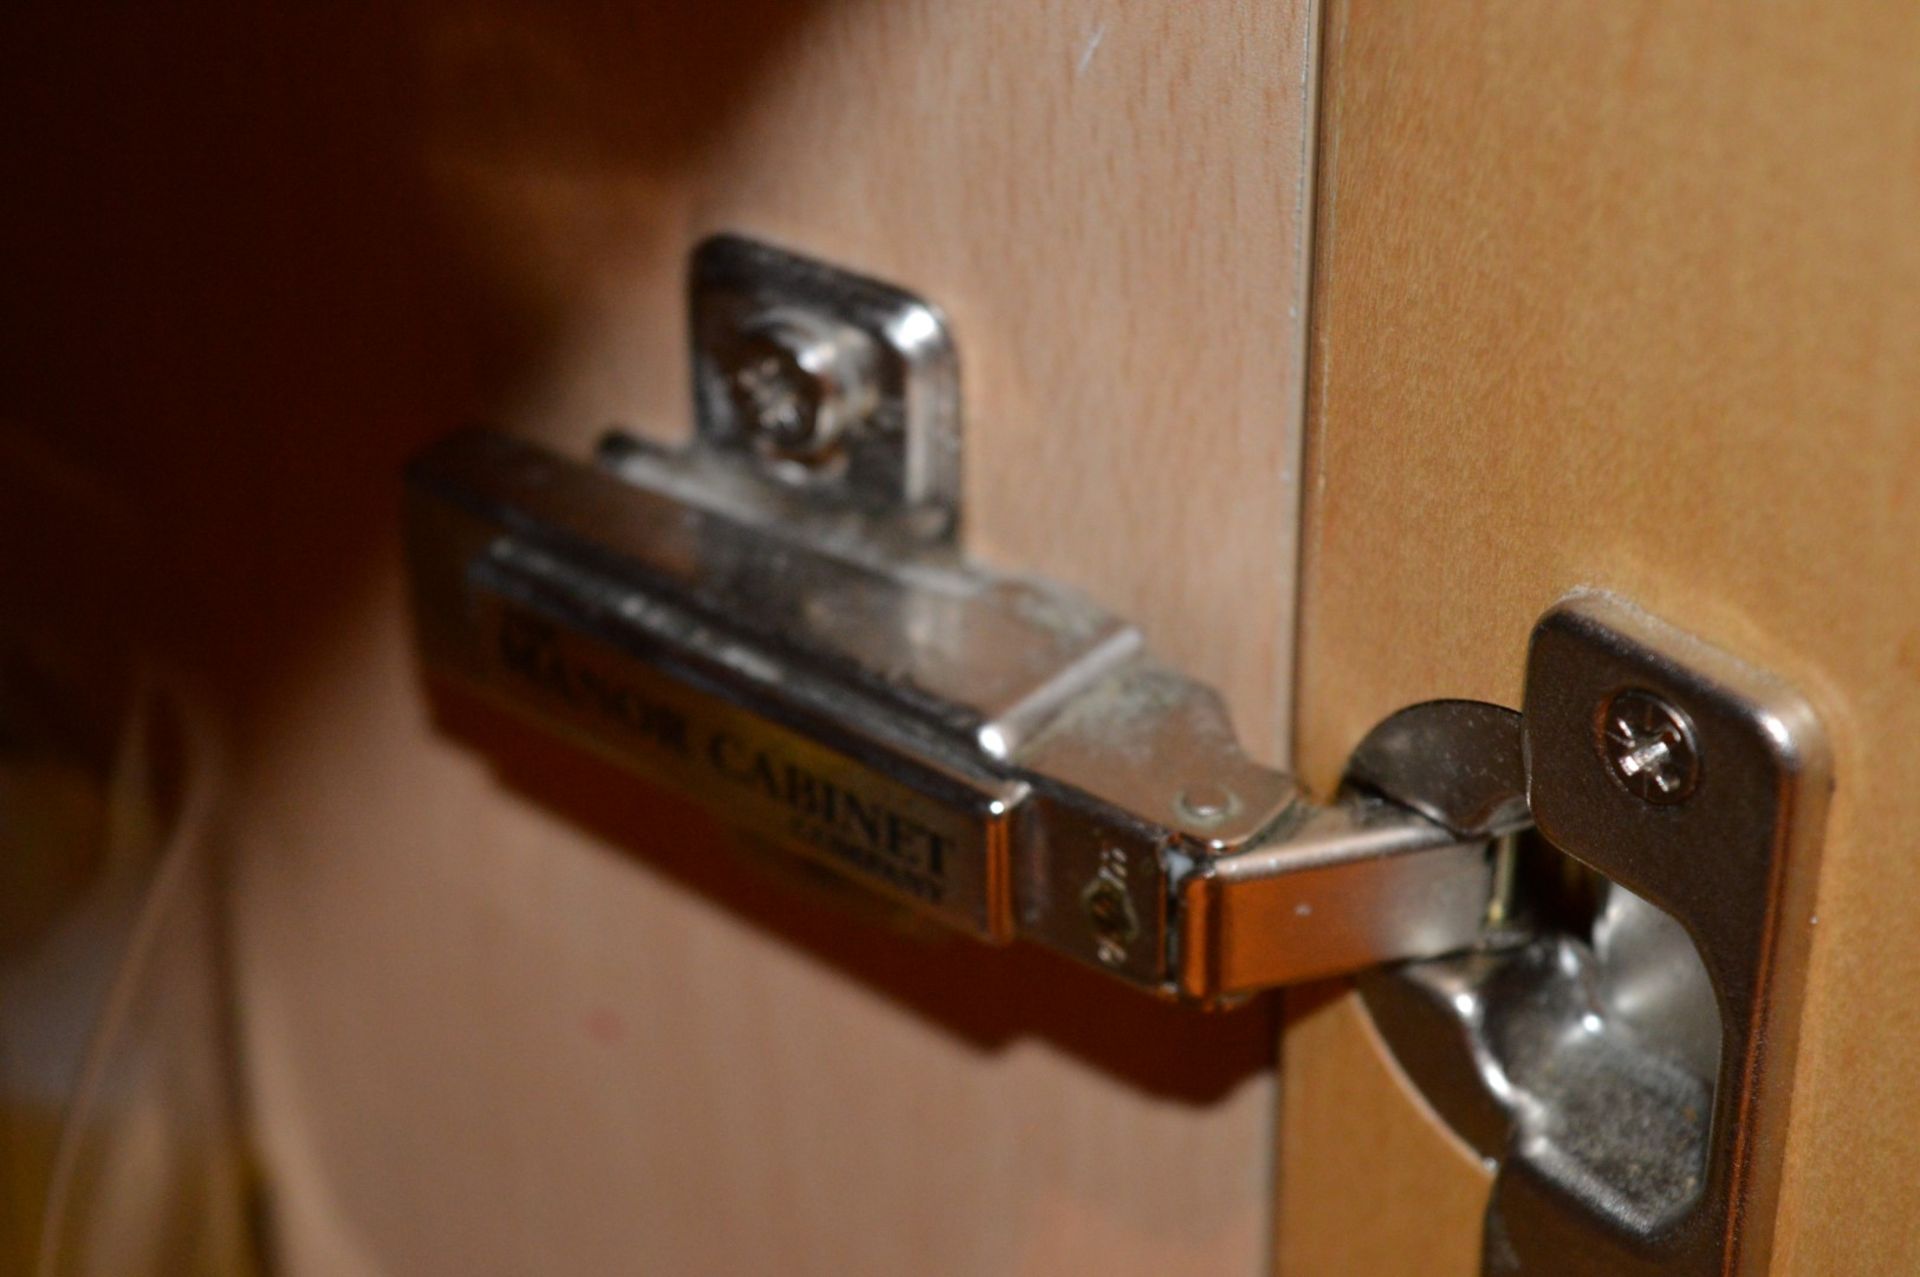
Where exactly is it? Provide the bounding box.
[1598,689,1700,805]
[718,310,877,464]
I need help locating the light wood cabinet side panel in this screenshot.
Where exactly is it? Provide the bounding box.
[135,4,1318,1275]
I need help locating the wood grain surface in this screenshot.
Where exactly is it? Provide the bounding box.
[0,4,1318,1274]
[1282,3,1920,1272]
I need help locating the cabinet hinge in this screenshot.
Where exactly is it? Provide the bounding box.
[404,236,1828,1277]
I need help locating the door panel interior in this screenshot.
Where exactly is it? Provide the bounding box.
[1,4,1318,1274]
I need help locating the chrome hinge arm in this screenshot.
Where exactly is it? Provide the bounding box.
[406,428,1497,1004]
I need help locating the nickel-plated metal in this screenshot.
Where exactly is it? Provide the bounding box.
[403,239,1831,1268]
[719,307,879,465]
[1364,928,1717,1242]
[689,235,960,537]
[1175,781,1239,828]
[1361,593,1830,1277]
[1345,699,1530,839]
[1599,687,1702,805]
[404,428,1493,1002]
[404,239,1500,1002]
[1175,794,1492,999]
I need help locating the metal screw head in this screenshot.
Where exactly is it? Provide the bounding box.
[1598,689,1700,805]
[718,310,877,465]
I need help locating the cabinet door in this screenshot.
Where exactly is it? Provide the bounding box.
[1281,4,1920,1273]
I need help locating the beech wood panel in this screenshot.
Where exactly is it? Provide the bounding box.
[1283,3,1920,1272]
[0,4,1317,1275]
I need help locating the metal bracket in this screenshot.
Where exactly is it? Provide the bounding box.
[407,236,1500,1004]
[683,235,961,539]
[403,236,1828,1270]
[1359,598,1829,1277]
[406,424,1492,1001]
